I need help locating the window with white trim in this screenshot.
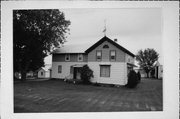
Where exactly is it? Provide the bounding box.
[110,50,116,61]
[100,65,110,77]
[65,54,70,61]
[58,65,62,73]
[78,54,83,61]
[96,50,102,61]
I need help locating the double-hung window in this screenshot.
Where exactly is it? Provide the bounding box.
[100,65,110,77]
[96,50,102,61]
[58,65,62,73]
[65,54,70,61]
[110,50,116,61]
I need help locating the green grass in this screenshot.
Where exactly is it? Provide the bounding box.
[14,78,162,112]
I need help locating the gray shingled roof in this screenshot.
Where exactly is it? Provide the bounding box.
[52,36,134,57]
[52,43,93,54]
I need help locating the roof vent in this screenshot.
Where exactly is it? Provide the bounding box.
[114,39,118,42]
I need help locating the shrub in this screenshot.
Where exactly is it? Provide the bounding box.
[126,70,139,88]
[79,65,94,84]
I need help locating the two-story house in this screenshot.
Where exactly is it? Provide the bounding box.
[51,36,135,85]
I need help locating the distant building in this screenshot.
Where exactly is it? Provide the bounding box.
[154,61,163,79]
[37,64,52,78]
[134,61,163,79]
[26,71,34,78]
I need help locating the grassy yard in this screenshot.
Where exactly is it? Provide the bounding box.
[14,78,162,112]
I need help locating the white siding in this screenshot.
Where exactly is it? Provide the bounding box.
[52,61,128,85]
[154,65,163,79]
[45,71,50,78]
[88,62,127,85]
[125,54,134,64]
[38,69,45,78]
[52,62,87,79]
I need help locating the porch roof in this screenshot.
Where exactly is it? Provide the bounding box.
[127,63,137,67]
[72,64,86,68]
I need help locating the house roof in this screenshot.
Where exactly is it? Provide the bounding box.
[37,64,52,72]
[52,36,135,57]
[85,36,135,57]
[52,43,93,54]
[127,63,137,67]
[154,61,161,66]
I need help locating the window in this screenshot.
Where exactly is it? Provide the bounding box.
[65,54,70,61]
[103,44,109,49]
[96,50,102,61]
[78,54,83,61]
[100,65,110,77]
[41,72,43,76]
[58,65,62,73]
[110,50,116,61]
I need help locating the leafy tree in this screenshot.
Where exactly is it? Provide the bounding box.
[136,48,159,78]
[13,10,70,81]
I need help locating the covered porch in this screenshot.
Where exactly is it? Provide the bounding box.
[64,64,86,82]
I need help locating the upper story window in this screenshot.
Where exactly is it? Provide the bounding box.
[110,50,116,61]
[96,50,102,61]
[78,54,83,61]
[65,54,70,61]
[103,44,109,49]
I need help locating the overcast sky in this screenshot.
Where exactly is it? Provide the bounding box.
[45,8,162,65]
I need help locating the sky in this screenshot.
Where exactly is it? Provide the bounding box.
[45,8,162,65]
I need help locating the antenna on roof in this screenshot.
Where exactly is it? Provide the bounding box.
[102,19,106,36]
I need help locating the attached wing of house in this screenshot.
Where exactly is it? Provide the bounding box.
[51,36,135,85]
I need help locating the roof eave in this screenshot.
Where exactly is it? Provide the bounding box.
[52,52,86,54]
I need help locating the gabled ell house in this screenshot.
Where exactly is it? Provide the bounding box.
[51,36,135,85]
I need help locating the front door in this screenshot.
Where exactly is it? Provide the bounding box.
[156,66,158,78]
[73,67,81,79]
[73,67,77,79]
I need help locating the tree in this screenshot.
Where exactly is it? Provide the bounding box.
[13,10,70,81]
[136,48,159,78]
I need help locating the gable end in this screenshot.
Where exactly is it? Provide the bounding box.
[85,36,135,57]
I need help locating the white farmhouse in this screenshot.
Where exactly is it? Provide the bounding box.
[51,36,135,85]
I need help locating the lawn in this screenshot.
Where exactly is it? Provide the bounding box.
[14,78,162,112]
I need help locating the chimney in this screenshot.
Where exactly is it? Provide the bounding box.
[114,39,118,42]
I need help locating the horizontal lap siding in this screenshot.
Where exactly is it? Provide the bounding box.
[52,62,87,79]
[88,62,127,85]
[125,54,134,64]
[52,62,128,85]
[53,54,88,62]
[88,41,125,62]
